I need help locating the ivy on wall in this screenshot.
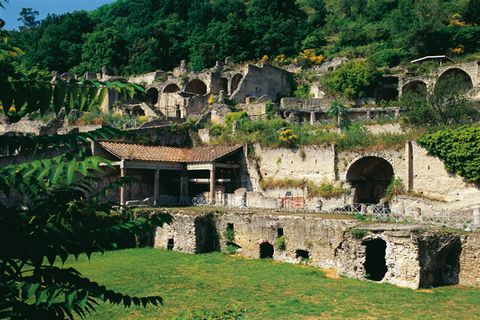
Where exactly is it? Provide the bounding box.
[416,126,480,183]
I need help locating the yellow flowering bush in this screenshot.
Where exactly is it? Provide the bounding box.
[295,49,324,68]
[279,128,298,147]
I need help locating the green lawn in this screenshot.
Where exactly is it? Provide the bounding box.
[64,248,480,319]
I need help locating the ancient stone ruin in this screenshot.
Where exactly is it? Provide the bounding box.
[150,209,480,289]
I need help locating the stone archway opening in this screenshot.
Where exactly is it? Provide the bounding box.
[260,242,274,258]
[402,81,427,97]
[164,83,181,93]
[347,157,394,204]
[231,74,243,93]
[216,78,228,94]
[436,69,473,93]
[363,238,388,281]
[376,88,398,104]
[145,88,159,105]
[185,79,207,95]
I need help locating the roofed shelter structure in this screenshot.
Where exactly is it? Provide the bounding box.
[94,142,243,205]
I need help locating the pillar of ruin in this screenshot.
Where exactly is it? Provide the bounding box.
[180,166,188,204]
[120,166,126,206]
[474,208,480,229]
[310,112,315,125]
[209,166,215,204]
[154,169,160,206]
[406,141,413,191]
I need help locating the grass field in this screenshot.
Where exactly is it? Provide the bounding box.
[64,248,480,320]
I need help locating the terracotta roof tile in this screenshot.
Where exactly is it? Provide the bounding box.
[99,141,242,163]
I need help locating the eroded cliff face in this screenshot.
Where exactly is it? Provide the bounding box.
[150,208,480,289]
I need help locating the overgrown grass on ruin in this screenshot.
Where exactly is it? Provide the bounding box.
[207,118,425,151]
[259,178,351,199]
[62,247,480,320]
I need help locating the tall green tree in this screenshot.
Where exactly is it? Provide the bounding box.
[17,7,40,29]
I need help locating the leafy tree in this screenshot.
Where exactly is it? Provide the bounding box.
[463,0,480,25]
[400,74,478,126]
[322,60,382,100]
[0,16,171,319]
[327,98,348,126]
[18,7,40,29]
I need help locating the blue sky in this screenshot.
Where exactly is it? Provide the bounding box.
[1,0,117,30]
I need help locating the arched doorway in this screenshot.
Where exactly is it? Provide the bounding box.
[145,88,159,105]
[347,157,394,204]
[231,74,243,93]
[260,242,274,258]
[363,238,388,281]
[214,78,228,94]
[185,79,207,94]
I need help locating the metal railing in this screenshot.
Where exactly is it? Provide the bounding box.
[189,196,480,231]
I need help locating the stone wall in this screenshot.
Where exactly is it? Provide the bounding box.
[459,234,480,286]
[410,141,480,207]
[150,209,480,289]
[255,144,336,184]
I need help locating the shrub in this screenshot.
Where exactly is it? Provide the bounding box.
[279,128,298,147]
[416,126,480,183]
[226,244,238,255]
[350,229,367,239]
[225,227,234,242]
[275,235,285,250]
[225,111,249,126]
[384,176,405,201]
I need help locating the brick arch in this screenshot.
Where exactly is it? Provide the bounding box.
[346,156,394,204]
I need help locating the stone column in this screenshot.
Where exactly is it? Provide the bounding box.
[474,208,480,229]
[209,167,215,204]
[180,166,188,204]
[120,167,126,206]
[406,141,413,191]
[154,169,159,206]
[310,112,315,125]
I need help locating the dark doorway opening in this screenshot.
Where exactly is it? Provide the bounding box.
[145,88,159,105]
[296,249,309,260]
[260,242,274,258]
[347,157,394,204]
[419,238,461,287]
[167,239,174,250]
[195,213,220,253]
[278,228,284,237]
[363,239,388,281]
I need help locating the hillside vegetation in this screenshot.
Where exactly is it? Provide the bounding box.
[10,0,480,76]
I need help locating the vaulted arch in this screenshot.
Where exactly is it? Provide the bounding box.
[402,80,427,97]
[163,83,180,93]
[347,157,394,204]
[145,88,158,105]
[185,79,207,95]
